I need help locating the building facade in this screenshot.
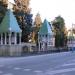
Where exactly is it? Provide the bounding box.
[67,30,75,51]
[38,19,55,51]
[0,0,22,56]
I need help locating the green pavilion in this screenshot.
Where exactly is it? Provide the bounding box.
[38,19,55,51]
[0,0,22,56]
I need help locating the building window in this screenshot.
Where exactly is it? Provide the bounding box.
[46,34,47,37]
[49,42,53,45]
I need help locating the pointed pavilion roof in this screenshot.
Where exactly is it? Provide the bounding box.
[39,19,53,35]
[67,30,75,39]
[0,9,22,33]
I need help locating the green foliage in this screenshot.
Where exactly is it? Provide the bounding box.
[52,16,67,47]
[34,27,40,42]
[52,16,65,30]
[0,1,7,23]
[14,10,33,42]
[0,0,33,42]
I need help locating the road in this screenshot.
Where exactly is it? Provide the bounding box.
[0,52,75,75]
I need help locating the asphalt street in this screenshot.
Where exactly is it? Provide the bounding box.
[0,52,75,75]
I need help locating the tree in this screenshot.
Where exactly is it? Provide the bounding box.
[22,12,33,42]
[52,16,67,47]
[0,0,7,23]
[34,13,42,28]
[32,13,42,43]
[14,0,33,42]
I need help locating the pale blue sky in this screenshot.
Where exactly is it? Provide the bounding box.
[30,0,75,29]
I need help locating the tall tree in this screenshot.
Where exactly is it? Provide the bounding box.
[32,13,42,43]
[14,0,33,42]
[52,16,67,47]
[34,13,42,28]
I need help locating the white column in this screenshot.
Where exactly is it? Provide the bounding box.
[15,33,17,44]
[9,33,11,45]
[47,34,49,50]
[42,43,44,51]
[39,42,40,52]
[19,33,21,44]
[1,33,3,45]
[5,33,7,45]
[48,34,49,43]
[29,44,32,52]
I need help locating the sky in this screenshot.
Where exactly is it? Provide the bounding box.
[9,0,15,4]
[30,0,75,29]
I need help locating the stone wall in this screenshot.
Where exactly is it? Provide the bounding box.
[0,45,22,56]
